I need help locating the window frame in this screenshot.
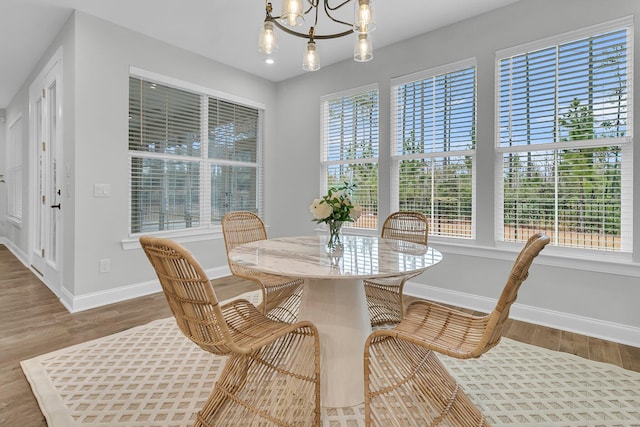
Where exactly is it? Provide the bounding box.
[494,16,634,259]
[125,67,265,245]
[390,58,477,241]
[320,83,380,231]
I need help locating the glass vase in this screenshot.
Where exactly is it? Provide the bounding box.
[326,220,344,255]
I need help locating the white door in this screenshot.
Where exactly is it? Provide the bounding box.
[29,52,63,295]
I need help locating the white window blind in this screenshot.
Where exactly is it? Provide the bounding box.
[129,75,262,234]
[208,99,260,222]
[7,115,23,222]
[497,18,632,252]
[321,85,379,229]
[391,60,476,239]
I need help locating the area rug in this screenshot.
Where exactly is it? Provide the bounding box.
[22,291,640,427]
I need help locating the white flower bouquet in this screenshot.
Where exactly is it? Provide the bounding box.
[309,182,363,225]
[309,182,363,252]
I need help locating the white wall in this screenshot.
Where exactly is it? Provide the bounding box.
[270,0,640,345]
[2,86,30,258]
[0,109,6,239]
[70,11,278,300]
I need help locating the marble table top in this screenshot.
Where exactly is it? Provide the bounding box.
[228,235,442,279]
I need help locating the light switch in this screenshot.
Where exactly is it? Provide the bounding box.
[94,184,110,197]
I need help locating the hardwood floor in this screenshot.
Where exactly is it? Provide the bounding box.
[1,244,638,426]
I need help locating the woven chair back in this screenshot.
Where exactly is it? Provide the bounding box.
[381,211,429,245]
[222,211,267,251]
[484,232,550,348]
[222,211,269,277]
[140,236,234,355]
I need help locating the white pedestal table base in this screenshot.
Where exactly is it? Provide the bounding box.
[299,278,372,408]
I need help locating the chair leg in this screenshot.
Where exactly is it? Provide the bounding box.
[365,334,489,427]
[195,328,320,426]
[194,353,250,427]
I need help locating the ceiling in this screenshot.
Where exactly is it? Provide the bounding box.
[0,0,520,108]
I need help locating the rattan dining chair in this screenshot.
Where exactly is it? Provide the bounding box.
[363,233,549,425]
[364,211,429,325]
[140,236,320,427]
[388,232,550,359]
[222,211,303,323]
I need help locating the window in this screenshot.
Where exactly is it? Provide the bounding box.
[391,59,477,239]
[497,18,632,252]
[321,84,379,229]
[128,72,263,234]
[7,115,22,223]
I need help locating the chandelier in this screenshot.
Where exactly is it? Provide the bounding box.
[258,0,375,71]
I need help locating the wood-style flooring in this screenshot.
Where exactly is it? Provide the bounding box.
[1,244,638,426]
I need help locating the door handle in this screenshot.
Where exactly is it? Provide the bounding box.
[50,203,61,209]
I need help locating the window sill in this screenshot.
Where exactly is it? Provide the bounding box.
[429,237,639,278]
[122,227,224,250]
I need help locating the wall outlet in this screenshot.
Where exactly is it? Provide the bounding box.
[99,259,111,273]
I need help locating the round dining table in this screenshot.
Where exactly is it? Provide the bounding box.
[228,234,443,408]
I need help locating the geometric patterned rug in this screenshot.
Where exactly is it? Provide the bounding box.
[21,291,640,426]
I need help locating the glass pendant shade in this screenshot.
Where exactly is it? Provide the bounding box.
[281,0,304,27]
[354,33,373,62]
[258,21,278,54]
[354,0,375,33]
[303,40,320,71]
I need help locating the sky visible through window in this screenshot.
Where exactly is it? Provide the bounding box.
[500,29,627,147]
[396,67,476,155]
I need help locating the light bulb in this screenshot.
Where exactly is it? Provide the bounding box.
[354,33,373,62]
[303,41,320,71]
[258,21,278,55]
[354,0,376,33]
[281,0,304,27]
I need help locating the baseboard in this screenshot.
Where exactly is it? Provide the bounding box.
[62,265,232,313]
[405,281,640,348]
